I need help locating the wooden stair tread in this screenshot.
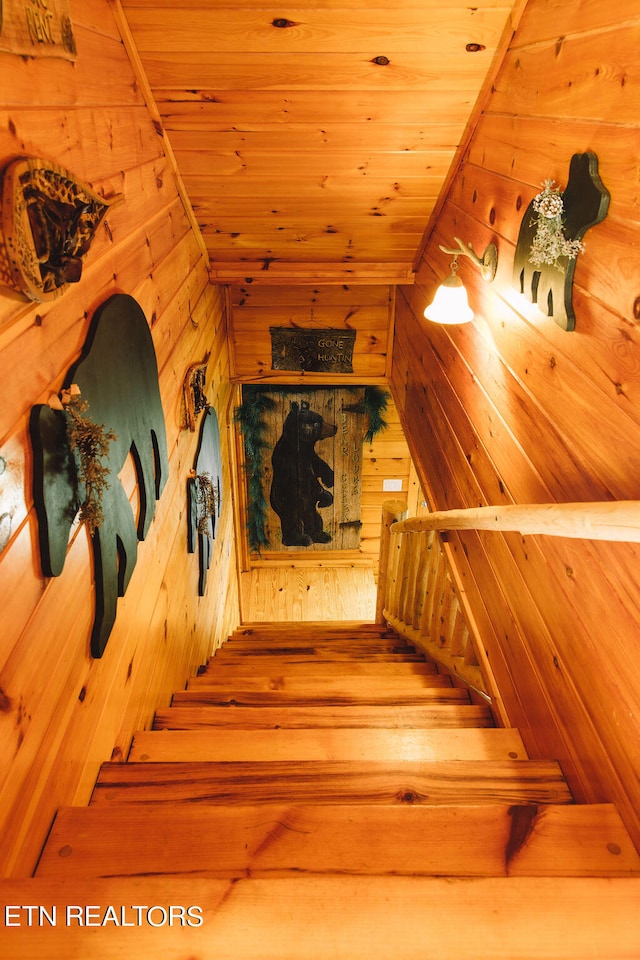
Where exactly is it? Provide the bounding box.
[129,727,526,763]
[91,759,572,806]
[37,802,640,879]
[153,704,496,729]
[4,876,640,958]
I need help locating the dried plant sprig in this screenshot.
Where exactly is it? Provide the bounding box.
[194,471,218,537]
[529,180,585,270]
[49,385,116,534]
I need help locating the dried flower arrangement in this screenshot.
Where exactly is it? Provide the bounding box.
[48,384,116,533]
[529,180,585,270]
[193,470,219,537]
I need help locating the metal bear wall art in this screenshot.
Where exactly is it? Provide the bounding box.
[30,294,169,657]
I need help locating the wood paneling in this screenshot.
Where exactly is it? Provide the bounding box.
[119,0,518,282]
[392,0,640,848]
[4,875,640,958]
[229,283,393,382]
[0,0,240,877]
[37,802,640,879]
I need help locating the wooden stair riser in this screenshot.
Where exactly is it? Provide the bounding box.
[129,728,527,763]
[37,803,640,880]
[187,675,452,696]
[230,624,398,639]
[153,704,497,729]
[91,760,573,806]
[5,877,640,959]
[223,638,417,651]
[172,687,470,708]
[213,646,422,659]
[188,660,446,687]
[198,661,441,677]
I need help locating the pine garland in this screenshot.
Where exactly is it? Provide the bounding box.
[234,385,390,551]
[233,386,276,551]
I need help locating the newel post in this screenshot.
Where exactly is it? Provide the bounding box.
[375,499,408,624]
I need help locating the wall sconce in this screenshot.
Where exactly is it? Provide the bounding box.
[424,237,498,325]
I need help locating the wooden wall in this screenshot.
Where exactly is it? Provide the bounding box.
[229,282,393,383]
[229,282,414,576]
[0,0,239,877]
[393,0,640,846]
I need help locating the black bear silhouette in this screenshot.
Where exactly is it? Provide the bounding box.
[270,400,337,547]
[30,294,168,657]
[512,151,609,331]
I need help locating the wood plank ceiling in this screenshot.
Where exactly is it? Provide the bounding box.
[120,0,518,285]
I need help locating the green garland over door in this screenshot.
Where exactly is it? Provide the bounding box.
[235,385,389,553]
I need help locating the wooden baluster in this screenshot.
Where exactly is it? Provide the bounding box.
[401,532,420,626]
[376,500,407,624]
[412,531,434,630]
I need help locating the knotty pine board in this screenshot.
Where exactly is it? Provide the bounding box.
[3,876,640,959]
[92,758,572,806]
[396,0,640,849]
[128,727,524,763]
[36,802,640,880]
[153,704,495,730]
[0,0,241,877]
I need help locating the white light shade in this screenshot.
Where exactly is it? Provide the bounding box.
[424,274,474,325]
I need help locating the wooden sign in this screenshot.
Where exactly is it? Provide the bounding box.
[270,328,356,373]
[240,387,364,553]
[0,0,77,59]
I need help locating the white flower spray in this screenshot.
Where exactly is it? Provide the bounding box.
[529,179,585,270]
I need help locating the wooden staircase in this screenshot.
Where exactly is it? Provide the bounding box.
[5,622,640,957]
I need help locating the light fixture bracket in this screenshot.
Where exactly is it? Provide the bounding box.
[438,237,498,283]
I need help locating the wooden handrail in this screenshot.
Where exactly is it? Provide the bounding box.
[392,500,640,542]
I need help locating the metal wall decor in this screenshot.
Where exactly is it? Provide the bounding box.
[187,405,222,596]
[0,157,121,302]
[270,327,356,373]
[30,294,169,657]
[512,152,609,330]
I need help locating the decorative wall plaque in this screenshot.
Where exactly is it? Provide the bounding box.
[236,386,366,553]
[0,0,76,59]
[182,355,209,431]
[187,406,222,596]
[0,158,121,302]
[30,294,169,658]
[270,327,356,373]
[512,152,609,331]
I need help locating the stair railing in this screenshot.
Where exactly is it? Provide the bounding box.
[376,498,640,707]
[376,500,488,699]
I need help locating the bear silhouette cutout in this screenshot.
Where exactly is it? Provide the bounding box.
[270,400,337,547]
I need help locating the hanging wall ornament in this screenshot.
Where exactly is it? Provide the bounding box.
[0,157,122,302]
[182,355,210,431]
[512,152,609,330]
[30,294,169,657]
[187,405,222,596]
